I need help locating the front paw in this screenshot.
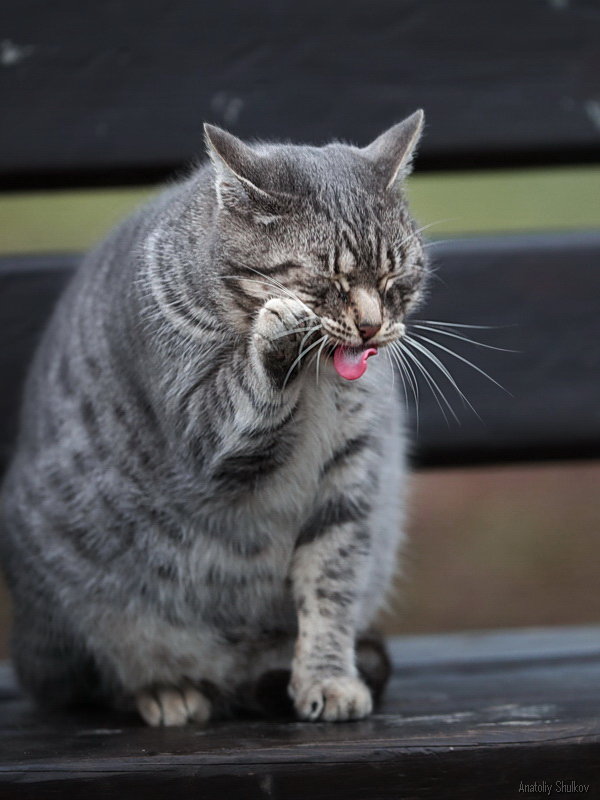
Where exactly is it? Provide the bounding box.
[135,681,211,727]
[291,675,373,722]
[253,297,321,384]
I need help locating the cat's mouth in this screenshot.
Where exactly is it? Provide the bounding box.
[333,345,378,380]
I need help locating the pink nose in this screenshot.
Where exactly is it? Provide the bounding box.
[358,322,381,341]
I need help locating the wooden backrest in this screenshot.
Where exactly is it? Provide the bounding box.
[1,0,598,186]
[1,0,598,472]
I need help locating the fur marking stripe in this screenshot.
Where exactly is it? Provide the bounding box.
[295,494,372,549]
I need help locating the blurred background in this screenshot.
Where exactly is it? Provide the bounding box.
[0,0,599,655]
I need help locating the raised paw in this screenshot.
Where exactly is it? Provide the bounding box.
[135,680,211,727]
[292,675,373,722]
[256,297,318,343]
[253,297,321,385]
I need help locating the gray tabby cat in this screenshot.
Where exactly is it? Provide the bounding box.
[0,110,428,725]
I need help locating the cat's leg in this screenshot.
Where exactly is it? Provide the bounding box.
[250,296,322,392]
[355,630,392,703]
[10,605,107,709]
[83,607,231,727]
[249,632,390,718]
[187,295,319,485]
[289,518,375,722]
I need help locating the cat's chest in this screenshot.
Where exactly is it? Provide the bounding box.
[170,375,377,626]
[274,376,372,494]
[191,375,372,540]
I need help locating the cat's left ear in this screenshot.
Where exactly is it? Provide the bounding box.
[204,124,287,219]
[361,109,425,189]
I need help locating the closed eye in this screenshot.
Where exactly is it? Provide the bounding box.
[329,273,351,301]
[379,273,402,293]
[379,261,420,295]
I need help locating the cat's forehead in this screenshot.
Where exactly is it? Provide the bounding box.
[257,143,418,271]
[259,142,382,199]
[318,227,416,279]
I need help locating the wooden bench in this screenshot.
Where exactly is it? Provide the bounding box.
[1,1,599,796]
[2,626,600,798]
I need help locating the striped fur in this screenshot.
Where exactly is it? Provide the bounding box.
[0,112,427,724]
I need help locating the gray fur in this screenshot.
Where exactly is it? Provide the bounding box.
[0,111,428,724]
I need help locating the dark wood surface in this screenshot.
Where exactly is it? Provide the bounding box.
[1,626,599,799]
[1,231,599,473]
[1,0,599,189]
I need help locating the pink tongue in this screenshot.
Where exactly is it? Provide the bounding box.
[333,346,378,380]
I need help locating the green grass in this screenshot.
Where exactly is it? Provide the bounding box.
[407,166,600,237]
[0,166,598,254]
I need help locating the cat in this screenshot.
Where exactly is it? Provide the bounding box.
[0,110,428,726]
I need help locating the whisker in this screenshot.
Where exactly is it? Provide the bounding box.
[220,272,313,315]
[220,275,285,298]
[422,238,456,250]
[306,350,319,370]
[283,335,327,390]
[293,328,322,377]
[410,324,517,353]
[398,219,457,251]
[298,326,318,354]
[397,341,458,425]
[394,343,421,430]
[390,342,421,431]
[403,335,481,421]
[383,347,395,391]
[315,335,329,385]
[235,265,314,314]
[412,319,505,331]
[389,342,420,430]
[271,324,321,341]
[411,332,511,394]
[388,346,407,407]
[427,272,449,288]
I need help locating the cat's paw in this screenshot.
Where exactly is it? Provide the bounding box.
[255,296,315,340]
[135,681,211,727]
[253,297,321,383]
[291,675,373,722]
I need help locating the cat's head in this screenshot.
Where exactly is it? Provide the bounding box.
[205,111,428,349]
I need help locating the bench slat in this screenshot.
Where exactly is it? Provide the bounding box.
[1,231,598,472]
[1,0,599,189]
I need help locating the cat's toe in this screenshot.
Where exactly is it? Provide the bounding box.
[256,297,315,344]
[135,682,211,726]
[293,676,373,722]
[181,682,211,723]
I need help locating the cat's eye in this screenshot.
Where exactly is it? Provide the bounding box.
[381,277,414,307]
[333,279,350,303]
[380,275,398,295]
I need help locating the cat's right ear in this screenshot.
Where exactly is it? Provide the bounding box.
[204,124,285,219]
[361,110,425,189]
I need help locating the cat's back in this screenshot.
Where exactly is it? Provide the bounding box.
[0,182,193,559]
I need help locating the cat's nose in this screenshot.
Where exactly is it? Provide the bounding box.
[358,322,381,342]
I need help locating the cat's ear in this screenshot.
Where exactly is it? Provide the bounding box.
[204,124,285,219]
[361,110,425,189]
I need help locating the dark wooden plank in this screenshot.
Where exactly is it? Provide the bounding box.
[1,0,599,189]
[0,254,72,469]
[411,230,600,466]
[1,627,600,798]
[1,231,599,473]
